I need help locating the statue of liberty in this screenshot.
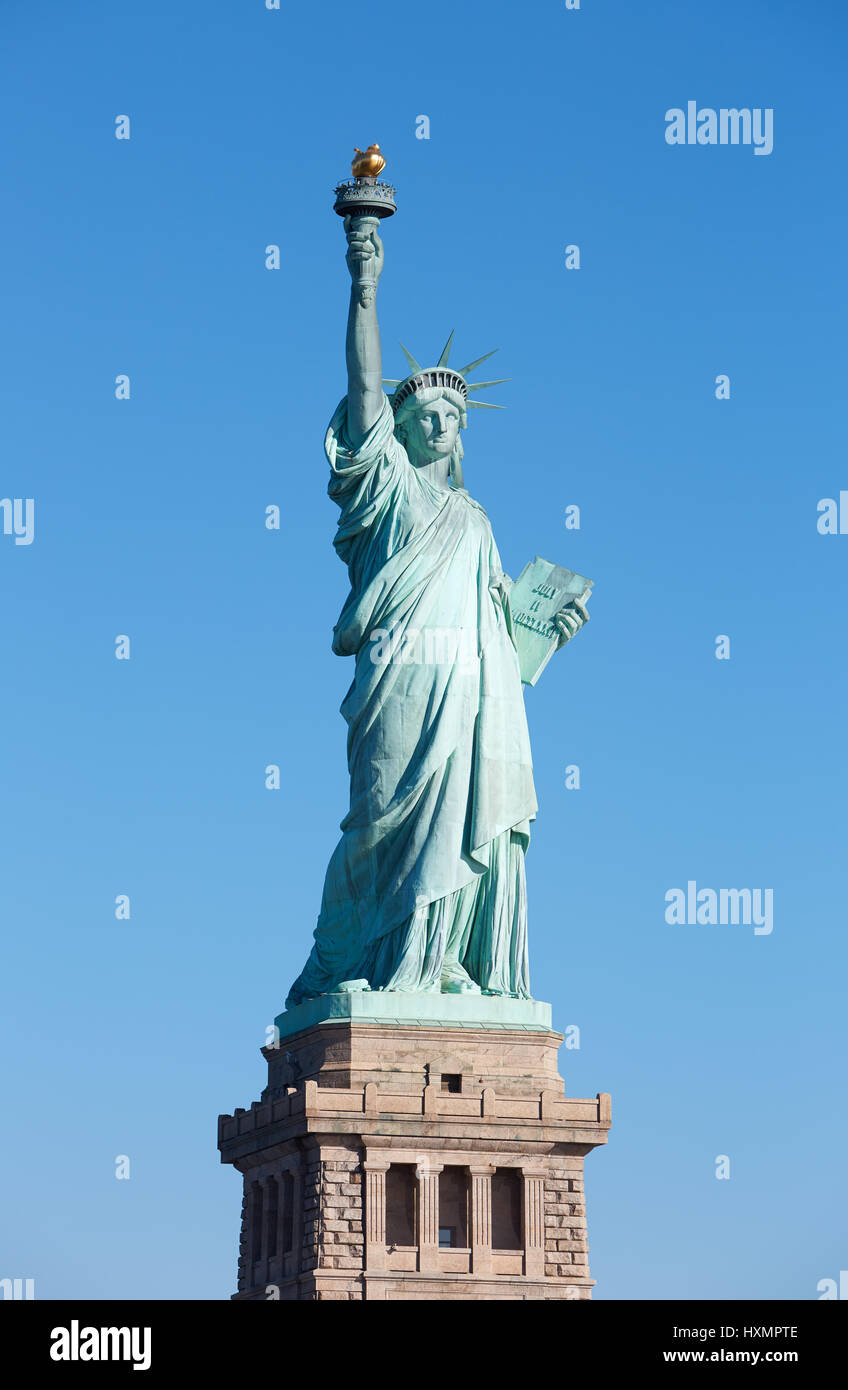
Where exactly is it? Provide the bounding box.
[286,153,590,1008]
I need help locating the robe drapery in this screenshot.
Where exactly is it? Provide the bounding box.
[285,395,537,1005]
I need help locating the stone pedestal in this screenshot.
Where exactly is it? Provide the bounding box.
[218,1000,610,1301]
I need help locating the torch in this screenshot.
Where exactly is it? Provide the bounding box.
[333,145,397,302]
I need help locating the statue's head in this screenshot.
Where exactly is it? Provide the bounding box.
[394,385,466,484]
[386,334,507,488]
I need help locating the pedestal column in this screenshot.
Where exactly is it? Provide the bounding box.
[363,1158,389,1271]
[523,1168,547,1277]
[417,1161,443,1272]
[469,1164,495,1274]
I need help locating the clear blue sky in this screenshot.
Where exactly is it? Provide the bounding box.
[1,0,845,1300]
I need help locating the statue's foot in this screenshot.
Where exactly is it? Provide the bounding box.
[335,979,371,993]
[374,984,441,995]
[441,962,482,995]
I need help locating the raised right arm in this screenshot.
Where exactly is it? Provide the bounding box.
[343,216,385,448]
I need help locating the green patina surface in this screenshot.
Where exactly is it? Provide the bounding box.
[280,185,591,1030]
[275,991,553,1040]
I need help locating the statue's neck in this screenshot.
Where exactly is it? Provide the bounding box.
[409,455,453,491]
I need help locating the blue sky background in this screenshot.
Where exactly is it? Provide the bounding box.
[1,0,845,1300]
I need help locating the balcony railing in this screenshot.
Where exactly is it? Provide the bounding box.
[219,1082,612,1143]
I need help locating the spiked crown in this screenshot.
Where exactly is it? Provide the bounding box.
[384,331,508,417]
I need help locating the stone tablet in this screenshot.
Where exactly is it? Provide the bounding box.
[510,556,594,686]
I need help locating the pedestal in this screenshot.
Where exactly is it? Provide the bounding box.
[217,996,611,1301]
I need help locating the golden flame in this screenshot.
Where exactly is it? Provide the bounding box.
[351,144,386,178]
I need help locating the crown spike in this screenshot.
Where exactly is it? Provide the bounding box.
[456,349,498,377]
[436,330,455,368]
[398,342,422,373]
[466,378,510,394]
[389,340,506,417]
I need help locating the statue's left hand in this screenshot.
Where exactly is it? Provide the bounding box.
[554,597,590,648]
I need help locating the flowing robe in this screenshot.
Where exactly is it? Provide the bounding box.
[286,395,537,1004]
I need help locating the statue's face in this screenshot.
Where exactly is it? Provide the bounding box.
[405,397,461,463]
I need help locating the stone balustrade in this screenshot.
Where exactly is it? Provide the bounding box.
[218,1082,611,1144]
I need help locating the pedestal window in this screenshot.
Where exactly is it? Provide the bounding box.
[491,1168,522,1251]
[385,1163,417,1247]
[437,1167,469,1249]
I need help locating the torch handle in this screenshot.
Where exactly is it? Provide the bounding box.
[345,213,381,291]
